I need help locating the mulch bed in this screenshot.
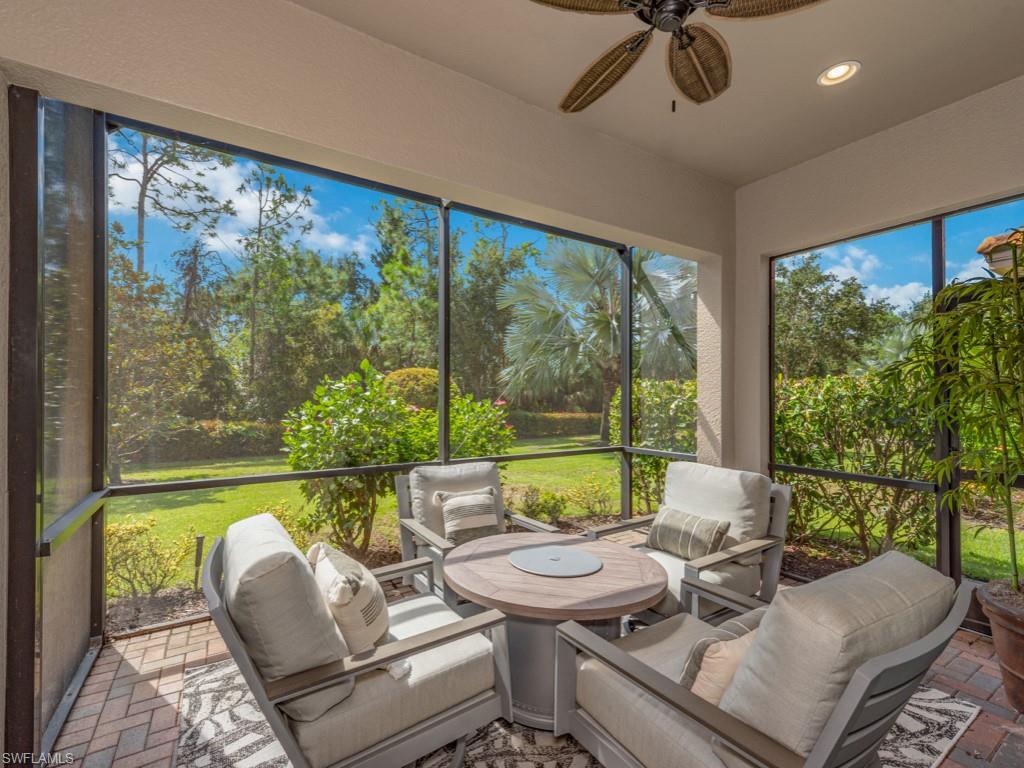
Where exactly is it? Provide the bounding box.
[782,540,864,581]
[106,586,210,637]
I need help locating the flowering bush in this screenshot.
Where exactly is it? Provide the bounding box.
[283,360,512,555]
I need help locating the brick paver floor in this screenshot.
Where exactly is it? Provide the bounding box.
[53,575,1023,768]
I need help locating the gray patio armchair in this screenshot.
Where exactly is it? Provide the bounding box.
[589,462,791,620]
[396,461,559,606]
[203,514,513,768]
[553,551,973,768]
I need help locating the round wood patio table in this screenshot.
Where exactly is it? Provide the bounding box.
[444,532,667,730]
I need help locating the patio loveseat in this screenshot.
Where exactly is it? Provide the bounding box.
[553,550,973,768]
[203,513,512,768]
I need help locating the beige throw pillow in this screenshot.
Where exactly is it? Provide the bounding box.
[691,630,758,706]
[679,607,766,688]
[307,544,413,680]
[648,504,731,562]
[436,486,502,545]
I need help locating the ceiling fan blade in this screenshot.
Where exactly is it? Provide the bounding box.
[560,30,652,113]
[705,0,824,19]
[666,24,731,104]
[529,0,635,13]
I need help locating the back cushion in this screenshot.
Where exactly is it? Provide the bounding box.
[223,514,353,721]
[408,462,502,535]
[663,462,771,551]
[719,551,955,756]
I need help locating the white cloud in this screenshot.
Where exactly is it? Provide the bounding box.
[108,148,378,261]
[866,281,929,311]
[823,243,882,282]
[952,257,990,282]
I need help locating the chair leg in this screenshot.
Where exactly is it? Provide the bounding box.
[450,735,467,768]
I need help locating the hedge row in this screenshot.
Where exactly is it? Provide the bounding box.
[507,410,602,438]
[144,420,285,462]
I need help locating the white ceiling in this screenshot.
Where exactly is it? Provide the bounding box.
[290,0,1024,186]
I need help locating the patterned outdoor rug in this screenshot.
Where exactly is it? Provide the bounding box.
[176,659,979,768]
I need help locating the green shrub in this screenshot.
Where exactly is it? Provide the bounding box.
[106,516,195,605]
[774,373,934,558]
[611,378,697,513]
[384,368,460,410]
[506,411,602,438]
[510,485,568,526]
[143,420,284,462]
[565,473,615,517]
[283,361,511,556]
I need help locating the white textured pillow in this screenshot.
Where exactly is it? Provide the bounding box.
[307,544,411,680]
[691,630,758,706]
[436,486,502,545]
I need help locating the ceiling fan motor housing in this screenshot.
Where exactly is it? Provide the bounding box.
[635,0,693,32]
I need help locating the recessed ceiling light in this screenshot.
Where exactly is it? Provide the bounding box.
[817,60,860,86]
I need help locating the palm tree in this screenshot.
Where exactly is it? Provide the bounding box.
[497,242,697,444]
[633,251,697,379]
[498,240,620,442]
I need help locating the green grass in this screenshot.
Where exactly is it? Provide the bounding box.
[107,436,621,583]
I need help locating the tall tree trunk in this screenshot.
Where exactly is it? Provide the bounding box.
[599,364,619,445]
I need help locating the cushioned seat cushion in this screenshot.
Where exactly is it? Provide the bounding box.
[408,463,503,536]
[577,613,726,768]
[663,462,772,565]
[719,551,955,760]
[636,546,761,617]
[290,593,495,768]
[223,514,352,721]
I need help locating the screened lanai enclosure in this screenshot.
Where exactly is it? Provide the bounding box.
[6,75,1024,758]
[8,88,706,750]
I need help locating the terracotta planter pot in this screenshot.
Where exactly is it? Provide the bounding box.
[977,581,1024,712]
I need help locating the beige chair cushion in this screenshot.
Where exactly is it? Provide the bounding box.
[663,463,771,561]
[720,551,955,758]
[577,612,726,768]
[223,514,353,721]
[291,593,495,768]
[636,546,761,617]
[408,462,503,536]
[648,504,731,561]
[691,630,758,706]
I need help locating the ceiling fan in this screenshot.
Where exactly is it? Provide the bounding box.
[530,0,825,112]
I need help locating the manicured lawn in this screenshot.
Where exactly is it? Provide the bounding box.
[107,436,621,584]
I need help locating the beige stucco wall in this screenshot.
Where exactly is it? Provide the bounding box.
[732,73,1024,472]
[0,67,9,735]
[0,0,733,262]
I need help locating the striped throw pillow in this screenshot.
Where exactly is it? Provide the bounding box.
[436,486,501,546]
[647,504,731,561]
[679,607,768,688]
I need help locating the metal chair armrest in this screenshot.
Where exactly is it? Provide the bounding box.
[267,609,506,705]
[370,556,434,583]
[679,576,769,616]
[587,514,657,539]
[555,621,803,768]
[505,512,560,533]
[685,536,783,572]
[399,518,455,555]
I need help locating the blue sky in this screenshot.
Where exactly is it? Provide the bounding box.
[789,197,1024,311]
[110,129,1024,309]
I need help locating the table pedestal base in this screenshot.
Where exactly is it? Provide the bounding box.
[507,615,621,731]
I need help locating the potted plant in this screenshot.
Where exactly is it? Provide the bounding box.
[889,227,1024,710]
